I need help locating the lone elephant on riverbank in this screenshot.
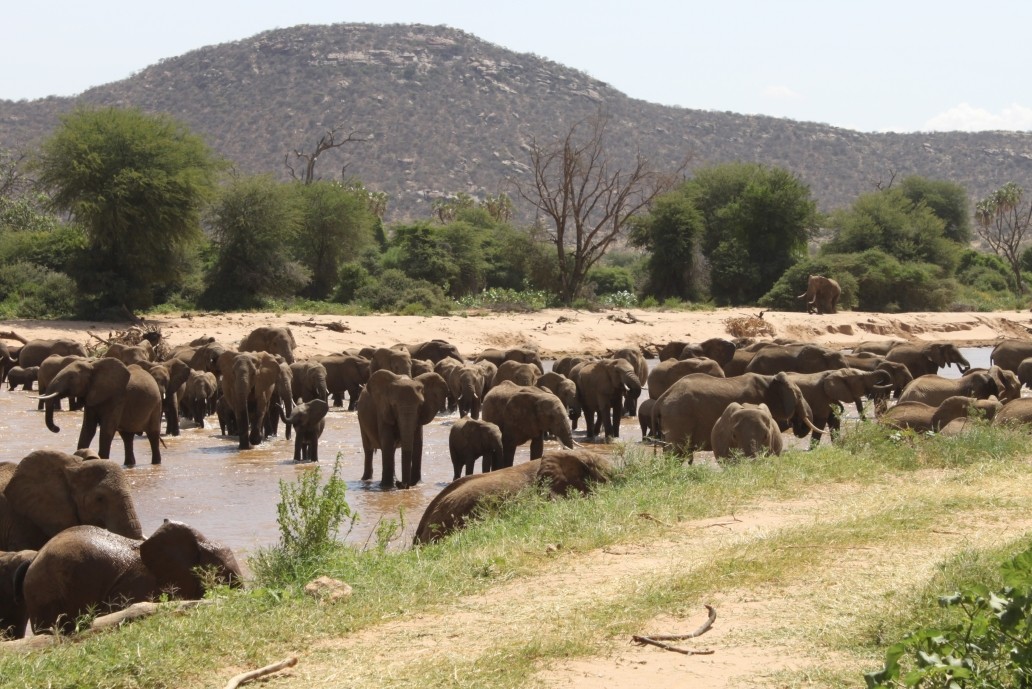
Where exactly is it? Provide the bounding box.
[798,275,841,314]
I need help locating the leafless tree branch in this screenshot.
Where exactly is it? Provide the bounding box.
[285,125,374,184]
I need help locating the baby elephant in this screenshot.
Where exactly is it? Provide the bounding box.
[19,520,242,635]
[1,549,36,639]
[285,398,329,462]
[6,366,39,391]
[711,402,783,460]
[449,417,503,480]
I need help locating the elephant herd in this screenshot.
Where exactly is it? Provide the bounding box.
[7,326,1032,640]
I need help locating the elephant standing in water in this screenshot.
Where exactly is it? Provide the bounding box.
[38,357,163,466]
[482,381,575,468]
[798,274,841,314]
[286,398,329,462]
[218,351,293,450]
[19,521,242,635]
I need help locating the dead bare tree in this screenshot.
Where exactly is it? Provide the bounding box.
[285,126,373,184]
[0,148,29,199]
[976,182,1032,294]
[515,110,688,304]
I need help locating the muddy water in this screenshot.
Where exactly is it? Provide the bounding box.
[0,348,991,561]
[0,375,639,560]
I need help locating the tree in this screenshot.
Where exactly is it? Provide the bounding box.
[285,125,373,184]
[824,187,960,272]
[290,181,376,300]
[515,110,686,304]
[976,182,1032,294]
[689,163,818,304]
[202,175,309,308]
[629,187,705,300]
[899,176,971,244]
[33,107,221,311]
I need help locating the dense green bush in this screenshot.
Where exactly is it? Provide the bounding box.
[353,268,454,315]
[586,265,635,294]
[0,261,78,318]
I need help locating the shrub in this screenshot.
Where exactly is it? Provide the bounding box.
[0,261,78,319]
[586,266,635,295]
[866,546,1032,688]
[353,268,453,315]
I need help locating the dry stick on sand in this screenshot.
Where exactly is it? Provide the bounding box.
[632,604,718,656]
[223,656,298,689]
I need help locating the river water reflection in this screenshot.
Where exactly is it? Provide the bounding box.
[0,347,992,561]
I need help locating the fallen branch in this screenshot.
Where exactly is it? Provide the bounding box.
[633,604,717,655]
[700,515,742,529]
[287,320,351,333]
[637,512,673,527]
[223,656,298,689]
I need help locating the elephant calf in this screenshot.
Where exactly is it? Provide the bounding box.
[414,449,612,544]
[710,402,783,461]
[448,417,503,480]
[285,399,329,462]
[5,366,38,391]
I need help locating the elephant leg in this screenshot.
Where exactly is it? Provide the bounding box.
[77,408,100,451]
[293,435,303,462]
[530,434,544,460]
[608,398,622,438]
[147,429,161,464]
[380,439,397,488]
[119,430,136,466]
[310,434,318,462]
[501,441,517,469]
[165,397,180,437]
[410,430,424,485]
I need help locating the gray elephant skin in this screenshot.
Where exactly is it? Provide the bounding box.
[358,370,449,487]
[39,357,163,466]
[653,372,821,457]
[798,274,841,314]
[482,381,575,468]
[0,450,143,551]
[0,549,35,638]
[19,520,241,634]
[218,351,293,450]
[711,402,783,460]
[239,326,297,364]
[576,358,642,440]
[286,398,329,462]
[414,449,612,544]
[448,417,503,480]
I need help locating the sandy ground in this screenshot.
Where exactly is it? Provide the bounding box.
[3,307,1032,356]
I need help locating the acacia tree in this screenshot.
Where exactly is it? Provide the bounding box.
[976,182,1032,294]
[33,107,221,311]
[516,111,686,304]
[285,125,373,184]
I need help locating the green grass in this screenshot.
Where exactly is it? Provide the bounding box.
[4,421,1032,688]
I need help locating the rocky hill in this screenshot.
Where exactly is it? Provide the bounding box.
[2,22,1031,220]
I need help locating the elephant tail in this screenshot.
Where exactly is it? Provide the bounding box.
[12,557,31,605]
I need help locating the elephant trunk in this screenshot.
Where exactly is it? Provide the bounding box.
[555,417,575,449]
[397,408,422,487]
[45,396,61,433]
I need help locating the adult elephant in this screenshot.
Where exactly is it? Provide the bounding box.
[536,371,581,430]
[576,359,642,440]
[368,347,413,376]
[475,347,544,374]
[179,370,218,428]
[880,396,999,433]
[647,358,725,400]
[494,360,541,387]
[989,339,1032,374]
[448,362,490,420]
[394,340,463,365]
[677,338,738,369]
[711,403,783,461]
[610,347,649,415]
[218,351,293,450]
[357,370,448,488]
[103,342,154,366]
[886,343,971,379]
[136,358,192,436]
[482,381,575,468]
[798,274,841,314]
[413,449,612,544]
[315,353,370,410]
[993,398,1032,427]
[38,358,163,466]
[786,368,892,444]
[653,372,822,457]
[35,354,87,411]
[448,417,504,480]
[20,520,241,635]
[898,372,999,407]
[285,399,329,462]
[553,356,593,378]
[17,339,88,369]
[0,449,143,551]
[290,360,330,403]
[745,344,848,375]
[239,326,297,364]
[0,549,34,638]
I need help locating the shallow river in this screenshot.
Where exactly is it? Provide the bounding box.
[0,348,991,561]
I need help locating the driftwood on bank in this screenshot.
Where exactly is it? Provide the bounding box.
[0,599,211,653]
[223,656,299,689]
[632,604,717,656]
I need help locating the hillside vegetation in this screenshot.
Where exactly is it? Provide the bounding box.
[2,23,1032,220]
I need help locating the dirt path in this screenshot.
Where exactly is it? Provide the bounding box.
[238,465,1032,689]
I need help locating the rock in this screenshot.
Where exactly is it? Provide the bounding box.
[304,576,353,603]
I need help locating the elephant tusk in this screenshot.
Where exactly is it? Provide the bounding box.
[803,417,826,435]
[34,392,61,401]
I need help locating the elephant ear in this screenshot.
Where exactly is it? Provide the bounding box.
[87,358,131,408]
[536,450,611,496]
[767,373,798,420]
[140,519,204,599]
[308,399,329,423]
[822,371,857,404]
[5,451,81,539]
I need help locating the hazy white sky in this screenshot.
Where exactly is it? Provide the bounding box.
[4,0,1031,133]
